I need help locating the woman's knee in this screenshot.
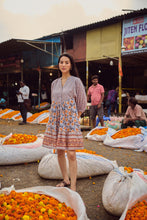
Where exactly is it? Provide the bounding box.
[57,150,65,158]
[67,151,76,161]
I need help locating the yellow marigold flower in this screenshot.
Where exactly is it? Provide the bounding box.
[93,182,95,185]
[5,215,9,220]
[39,201,45,206]
[6,205,12,209]
[39,216,43,220]
[22,215,30,220]
[34,194,40,199]
[23,192,28,196]
[28,197,34,201]
[0,194,4,197]
[48,209,52,215]
[3,202,7,206]
[41,208,46,213]
[58,203,62,208]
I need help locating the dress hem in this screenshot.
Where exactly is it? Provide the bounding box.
[42,144,84,150]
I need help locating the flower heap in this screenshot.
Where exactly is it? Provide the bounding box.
[111,128,141,139]
[1,111,20,119]
[125,200,147,220]
[0,109,10,115]
[0,134,6,138]
[0,190,77,220]
[27,110,49,123]
[90,128,108,136]
[3,134,37,145]
[39,117,49,124]
[76,149,104,157]
[124,166,147,175]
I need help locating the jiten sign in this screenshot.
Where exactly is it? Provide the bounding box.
[122,15,147,54]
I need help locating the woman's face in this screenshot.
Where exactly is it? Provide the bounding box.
[59,56,71,75]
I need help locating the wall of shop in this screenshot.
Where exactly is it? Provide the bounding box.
[86,23,121,60]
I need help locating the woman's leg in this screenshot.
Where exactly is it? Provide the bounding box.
[56,150,70,187]
[67,150,77,191]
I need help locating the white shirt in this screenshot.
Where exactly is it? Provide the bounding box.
[17,85,30,103]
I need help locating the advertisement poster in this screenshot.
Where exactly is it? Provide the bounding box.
[122,15,147,54]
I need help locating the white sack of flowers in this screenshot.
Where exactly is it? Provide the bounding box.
[104,127,147,150]
[0,136,52,165]
[38,152,117,179]
[0,185,89,220]
[120,172,147,220]
[102,167,132,216]
[12,112,32,121]
[86,126,116,141]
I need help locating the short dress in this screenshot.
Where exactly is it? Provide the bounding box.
[43,76,87,150]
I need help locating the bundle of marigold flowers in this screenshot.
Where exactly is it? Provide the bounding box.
[39,117,49,124]
[0,108,10,115]
[1,111,20,119]
[111,128,141,139]
[90,127,108,136]
[0,134,6,138]
[76,149,104,157]
[0,190,77,220]
[124,166,147,175]
[125,200,147,220]
[3,134,37,145]
[27,110,49,123]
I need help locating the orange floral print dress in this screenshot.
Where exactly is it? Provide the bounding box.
[43,76,87,150]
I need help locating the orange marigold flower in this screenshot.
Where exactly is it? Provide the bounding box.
[90,128,108,136]
[0,191,77,219]
[125,200,147,220]
[111,128,141,139]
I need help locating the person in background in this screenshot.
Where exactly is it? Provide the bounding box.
[105,87,118,116]
[87,75,104,128]
[43,53,87,191]
[40,83,49,103]
[121,97,147,128]
[0,97,6,109]
[16,81,30,125]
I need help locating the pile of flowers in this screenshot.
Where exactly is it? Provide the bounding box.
[90,127,108,136]
[0,108,10,115]
[111,128,141,139]
[39,117,49,124]
[76,149,104,157]
[27,110,49,123]
[0,134,6,138]
[3,134,37,145]
[124,166,134,173]
[125,200,147,220]
[124,166,147,175]
[1,111,20,119]
[0,190,77,220]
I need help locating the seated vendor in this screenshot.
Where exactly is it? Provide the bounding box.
[121,97,147,129]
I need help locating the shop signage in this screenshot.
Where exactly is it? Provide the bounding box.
[122,15,147,54]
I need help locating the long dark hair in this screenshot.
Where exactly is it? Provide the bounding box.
[58,53,79,77]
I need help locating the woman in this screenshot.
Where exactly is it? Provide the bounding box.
[121,97,147,128]
[43,53,87,191]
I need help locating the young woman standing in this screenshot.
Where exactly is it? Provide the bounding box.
[43,53,87,191]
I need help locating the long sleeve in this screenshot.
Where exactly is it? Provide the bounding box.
[75,78,87,113]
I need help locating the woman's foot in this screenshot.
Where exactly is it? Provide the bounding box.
[70,184,76,191]
[56,180,70,187]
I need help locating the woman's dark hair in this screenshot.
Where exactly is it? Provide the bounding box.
[58,53,79,77]
[91,75,98,80]
[129,97,138,105]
